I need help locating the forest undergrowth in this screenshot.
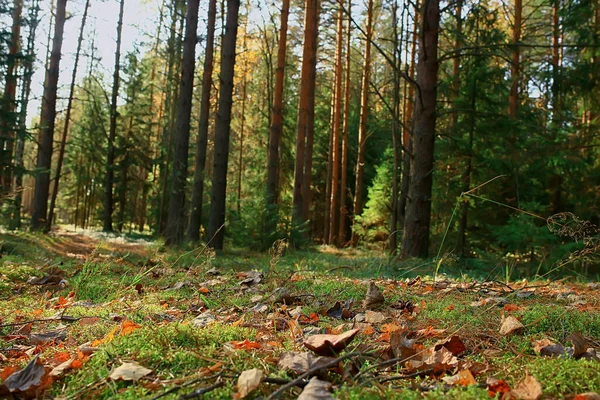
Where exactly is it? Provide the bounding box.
[0,231,599,399]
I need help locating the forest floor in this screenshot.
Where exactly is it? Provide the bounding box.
[0,230,599,399]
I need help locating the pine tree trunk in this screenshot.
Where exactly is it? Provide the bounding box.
[328,1,344,245]
[46,0,90,231]
[351,0,374,247]
[457,79,475,256]
[31,0,67,231]
[207,0,240,250]
[187,0,216,242]
[292,0,319,229]
[0,0,22,193]
[165,0,200,245]
[265,0,290,238]
[337,1,351,247]
[103,0,125,232]
[509,0,522,118]
[400,0,440,258]
[389,0,401,254]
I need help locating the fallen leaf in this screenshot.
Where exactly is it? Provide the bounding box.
[232,339,261,350]
[30,328,67,345]
[500,315,524,336]
[49,358,76,377]
[531,338,565,357]
[304,329,360,356]
[297,376,333,400]
[442,369,476,386]
[416,326,447,337]
[363,281,384,309]
[487,377,511,397]
[364,310,386,324]
[504,304,521,312]
[78,317,99,326]
[434,335,466,357]
[509,374,542,400]
[389,331,417,361]
[574,393,600,400]
[3,355,47,392]
[567,332,588,358]
[109,362,152,381]
[277,352,335,375]
[120,320,141,336]
[191,311,217,328]
[237,368,263,398]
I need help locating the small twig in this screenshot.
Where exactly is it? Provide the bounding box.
[266,352,361,400]
[151,373,222,400]
[178,380,224,399]
[378,368,434,383]
[0,315,84,329]
[328,266,353,273]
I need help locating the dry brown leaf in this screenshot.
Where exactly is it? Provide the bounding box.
[297,376,333,400]
[434,335,466,356]
[363,281,384,309]
[304,329,360,356]
[277,352,335,375]
[364,310,386,324]
[109,362,152,381]
[2,355,47,392]
[49,358,75,377]
[573,393,600,399]
[442,369,477,386]
[236,368,263,398]
[567,332,588,358]
[508,374,543,400]
[500,315,524,336]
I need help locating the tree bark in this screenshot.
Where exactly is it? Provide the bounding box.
[292,0,319,229]
[351,0,374,247]
[207,0,240,249]
[165,0,200,245]
[265,0,290,237]
[46,0,90,230]
[103,0,125,232]
[31,0,67,231]
[389,0,402,254]
[401,0,440,258]
[328,1,344,245]
[0,0,22,193]
[337,0,351,247]
[509,0,522,118]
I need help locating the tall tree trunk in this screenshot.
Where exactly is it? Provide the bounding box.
[165,0,200,245]
[351,0,374,247]
[0,0,22,193]
[47,0,90,230]
[399,0,418,229]
[457,79,475,256]
[265,0,290,238]
[449,0,462,131]
[337,0,351,247]
[188,0,217,242]
[236,11,249,215]
[509,0,522,118]
[401,0,440,258]
[103,0,125,232]
[292,0,319,229]
[551,0,561,125]
[31,0,67,231]
[328,1,344,245]
[207,0,240,249]
[389,0,402,254]
[301,0,319,227]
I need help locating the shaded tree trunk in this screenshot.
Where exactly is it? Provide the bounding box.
[0,0,22,193]
[207,0,240,249]
[337,0,351,247]
[47,0,90,230]
[457,79,475,256]
[351,0,374,247]
[401,0,440,258]
[389,0,402,254]
[165,0,200,245]
[509,0,522,118]
[31,0,67,231]
[328,1,344,245]
[103,0,125,232]
[265,0,290,238]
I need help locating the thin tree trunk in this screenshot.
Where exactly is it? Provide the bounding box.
[207,0,240,250]
[457,79,475,256]
[401,0,440,258]
[551,0,561,124]
[0,0,22,193]
[324,82,335,242]
[46,0,90,230]
[449,0,461,131]
[351,0,374,247]
[188,0,217,242]
[265,0,290,238]
[337,0,351,247]
[165,0,200,245]
[236,12,249,215]
[103,0,125,232]
[292,0,319,229]
[31,0,67,231]
[509,0,522,118]
[389,0,401,254]
[328,1,344,245]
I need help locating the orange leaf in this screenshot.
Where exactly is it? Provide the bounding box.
[362,325,375,335]
[54,296,69,308]
[503,304,520,312]
[32,309,43,317]
[232,339,261,350]
[309,312,320,322]
[266,341,281,347]
[120,320,141,336]
[0,366,19,381]
[198,287,210,294]
[378,332,391,342]
[51,352,71,364]
[446,304,455,311]
[71,359,83,369]
[381,323,402,333]
[103,326,119,344]
[79,317,99,326]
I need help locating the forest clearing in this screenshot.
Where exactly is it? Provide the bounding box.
[0,231,598,399]
[1,0,600,397]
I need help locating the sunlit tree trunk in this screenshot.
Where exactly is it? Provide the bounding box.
[47,0,90,230]
[31,0,67,231]
[265,0,290,239]
[351,0,374,247]
[328,1,344,245]
[207,0,240,249]
[103,0,125,232]
[165,0,200,245]
[389,0,402,254]
[401,0,440,258]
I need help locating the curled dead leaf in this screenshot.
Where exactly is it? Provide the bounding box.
[237,368,263,398]
[304,329,360,356]
[109,362,152,381]
[363,281,384,310]
[500,315,524,336]
[297,376,333,400]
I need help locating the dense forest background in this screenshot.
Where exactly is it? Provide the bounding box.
[0,0,599,273]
